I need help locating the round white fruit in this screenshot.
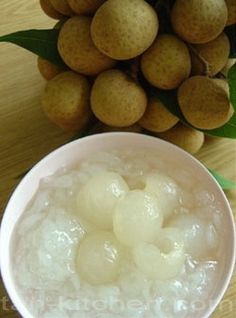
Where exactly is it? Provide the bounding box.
[76,232,123,285]
[76,172,129,230]
[133,227,185,280]
[113,190,163,247]
[145,172,180,219]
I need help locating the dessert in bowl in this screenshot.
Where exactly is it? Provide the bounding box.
[0,133,235,318]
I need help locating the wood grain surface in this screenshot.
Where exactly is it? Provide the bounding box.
[0,1,235,317]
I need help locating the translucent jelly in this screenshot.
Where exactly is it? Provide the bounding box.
[12,149,222,318]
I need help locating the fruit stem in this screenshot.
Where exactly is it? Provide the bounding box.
[188,44,211,77]
[129,57,141,82]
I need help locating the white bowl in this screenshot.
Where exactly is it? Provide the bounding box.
[0,133,235,318]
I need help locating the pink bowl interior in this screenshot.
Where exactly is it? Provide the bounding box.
[0,133,235,318]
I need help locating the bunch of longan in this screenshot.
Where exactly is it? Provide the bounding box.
[39,0,236,154]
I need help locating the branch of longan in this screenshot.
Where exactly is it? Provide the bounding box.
[156,0,175,11]
[128,57,141,82]
[188,45,211,77]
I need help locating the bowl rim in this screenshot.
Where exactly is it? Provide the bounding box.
[0,132,235,318]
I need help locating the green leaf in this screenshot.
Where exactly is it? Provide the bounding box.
[149,86,185,120]
[0,29,66,66]
[228,63,236,110]
[205,113,236,138]
[209,169,236,190]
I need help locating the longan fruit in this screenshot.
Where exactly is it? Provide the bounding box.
[178,76,232,130]
[144,172,180,219]
[67,0,106,15]
[58,16,116,75]
[41,71,91,131]
[133,228,185,280]
[171,0,228,44]
[139,98,179,132]
[225,0,236,26]
[37,57,64,80]
[50,0,74,15]
[77,232,124,285]
[40,0,64,19]
[157,123,205,154]
[91,69,147,127]
[191,33,230,76]
[213,79,234,122]
[91,0,159,60]
[113,190,163,247]
[141,34,191,90]
[221,58,236,77]
[76,172,129,230]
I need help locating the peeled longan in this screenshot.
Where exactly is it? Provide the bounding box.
[76,172,129,230]
[50,0,73,15]
[37,57,64,80]
[178,76,232,130]
[91,0,158,60]
[77,232,123,285]
[91,69,147,127]
[141,34,191,90]
[67,0,106,15]
[113,190,163,247]
[225,0,236,26]
[41,71,91,131]
[133,228,185,280]
[40,0,64,19]
[139,98,179,133]
[158,123,205,155]
[191,33,230,76]
[58,16,116,76]
[171,0,228,44]
[145,172,180,219]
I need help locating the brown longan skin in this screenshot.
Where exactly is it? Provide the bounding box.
[171,0,228,44]
[178,76,231,130]
[41,71,92,131]
[141,34,191,90]
[91,0,159,60]
[225,0,236,26]
[37,57,64,80]
[58,16,116,76]
[40,0,64,19]
[139,99,179,133]
[157,123,205,155]
[91,69,147,127]
[67,0,106,15]
[191,33,230,76]
[50,0,74,16]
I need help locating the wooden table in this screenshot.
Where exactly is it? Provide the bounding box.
[0,1,235,317]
